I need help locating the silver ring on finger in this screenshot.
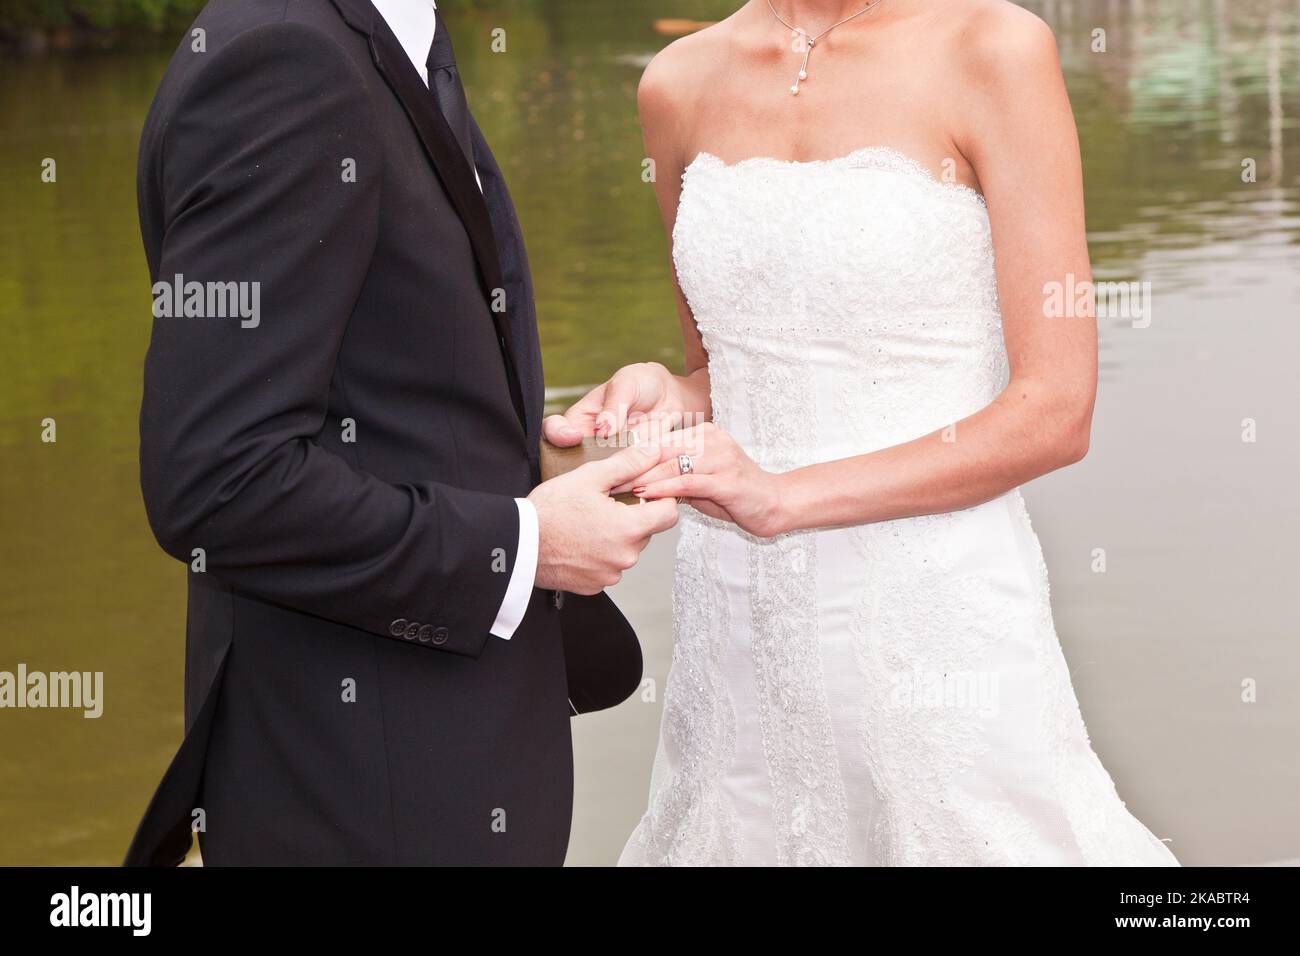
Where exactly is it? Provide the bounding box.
[676,454,695,504]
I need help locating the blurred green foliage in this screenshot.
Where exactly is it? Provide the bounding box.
[0,0,205,34]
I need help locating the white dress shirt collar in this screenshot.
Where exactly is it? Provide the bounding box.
[370,0,438,88]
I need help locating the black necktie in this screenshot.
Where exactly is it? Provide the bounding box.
[426,20,475,169]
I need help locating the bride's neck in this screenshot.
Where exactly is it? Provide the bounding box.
[765,0,883,31]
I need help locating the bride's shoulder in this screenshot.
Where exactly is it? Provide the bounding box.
[938,1,1071,163]
[638,20,734,116]
[943,0,1060,84]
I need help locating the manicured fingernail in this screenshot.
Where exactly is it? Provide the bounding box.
[632,486,645,496]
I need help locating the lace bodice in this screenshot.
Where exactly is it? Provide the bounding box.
[673,147,1007,467]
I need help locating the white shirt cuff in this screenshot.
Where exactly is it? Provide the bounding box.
[489,498,538,640]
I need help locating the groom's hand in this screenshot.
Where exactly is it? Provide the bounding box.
[542,362,679,447]
[528,443,679,594]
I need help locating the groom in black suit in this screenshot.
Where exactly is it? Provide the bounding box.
[126,0,676,866]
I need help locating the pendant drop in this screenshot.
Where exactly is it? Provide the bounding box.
[789,35,813,96]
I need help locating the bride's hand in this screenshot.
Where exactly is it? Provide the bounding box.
[542,362,686,447]
[624,422,789,538]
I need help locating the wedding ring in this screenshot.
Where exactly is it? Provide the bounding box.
[678,454,694,476]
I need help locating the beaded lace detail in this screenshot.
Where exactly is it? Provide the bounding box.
[619,510,742,865]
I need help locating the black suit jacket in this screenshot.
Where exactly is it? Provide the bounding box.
[126,0,640,866]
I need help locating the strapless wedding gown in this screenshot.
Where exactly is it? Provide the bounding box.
[619,148,1178,867]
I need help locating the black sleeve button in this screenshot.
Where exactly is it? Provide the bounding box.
[404,622,421,640]
[431,626,450,645]
[417,624,434,643]
[389,618,408,637]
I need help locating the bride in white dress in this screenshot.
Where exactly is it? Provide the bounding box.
[545,0,1178,866]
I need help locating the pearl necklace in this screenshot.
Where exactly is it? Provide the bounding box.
[764,0,888,95]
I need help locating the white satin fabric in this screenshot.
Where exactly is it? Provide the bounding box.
[620,148,1178,866]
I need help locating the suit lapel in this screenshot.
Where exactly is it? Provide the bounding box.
[330,0,527,435]
[470,117,544,459]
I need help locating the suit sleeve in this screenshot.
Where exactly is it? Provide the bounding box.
[139,22,519,659]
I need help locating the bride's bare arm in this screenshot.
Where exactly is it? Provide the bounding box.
[543,41,712,446]
[637,11,1098,537]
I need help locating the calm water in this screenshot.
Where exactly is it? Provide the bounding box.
[1,0,1297,866]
